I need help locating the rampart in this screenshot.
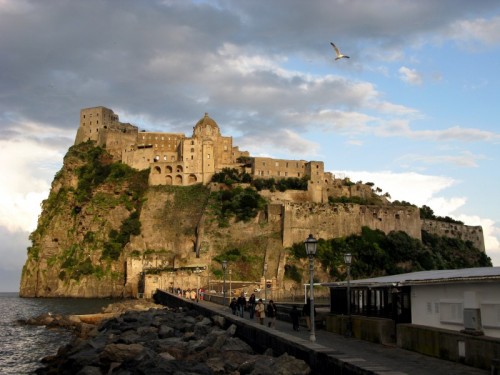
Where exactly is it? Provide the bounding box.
[421,219,485,252]
[281,202,421,247]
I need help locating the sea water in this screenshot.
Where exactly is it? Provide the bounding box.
[0,292,118,374]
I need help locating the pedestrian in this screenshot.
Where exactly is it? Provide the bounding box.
[230,297,237,315]
[266,300,277,328]
[248,293,256,319]
[190,289,196,301]
[255,298,266,325]
[290,305,300,331]
[237,292,247,317]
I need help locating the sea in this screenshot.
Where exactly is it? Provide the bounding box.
[0,292,119,375]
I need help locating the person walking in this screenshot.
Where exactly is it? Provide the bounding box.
[290,305,300,331]
[266,300,277,328]
[248,293,256,319]
[229,297,237,315]
[255,299,265,325]
[237,292,247,318]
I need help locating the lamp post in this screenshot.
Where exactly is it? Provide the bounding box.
[196,267,200,302]
[344,252,353,337]
[222,260,228,306]
[304,234,318,343]
[263,262,268,302]
[229,269,232,298]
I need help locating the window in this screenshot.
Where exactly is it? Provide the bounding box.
[191,148,194,153]
[275,162,279,167]
[481,302,500,328]
[207,154,210,159]
[440,301,463,324]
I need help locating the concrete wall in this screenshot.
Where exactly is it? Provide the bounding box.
[411,283,500,338]
[325,315,396,345]
[397,324,500,370]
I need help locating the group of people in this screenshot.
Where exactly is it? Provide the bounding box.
[229,292,278,328]
[229,295,315,332]
[172,287,204,301]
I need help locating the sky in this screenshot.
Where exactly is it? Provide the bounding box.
[1,0,499,292]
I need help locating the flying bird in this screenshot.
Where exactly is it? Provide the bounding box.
[330,42,349,60]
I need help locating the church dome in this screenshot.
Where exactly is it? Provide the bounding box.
[193,113,221,138]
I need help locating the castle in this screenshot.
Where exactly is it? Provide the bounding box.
[74,107,485,299]
[74,106,485,251]
[75,106,372,204]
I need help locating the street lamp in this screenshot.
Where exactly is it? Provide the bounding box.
[222,260,228,306]
[196,267,200,302]
[263,262,268,302]
[229,269,232,298]
[344,252,353,337]
[304,234,318,343]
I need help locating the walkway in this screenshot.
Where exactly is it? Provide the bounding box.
[201,298,488,375]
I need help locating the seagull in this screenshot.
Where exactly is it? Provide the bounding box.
[330,42,349,60]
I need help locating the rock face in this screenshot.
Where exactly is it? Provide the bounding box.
[35,305,311,375]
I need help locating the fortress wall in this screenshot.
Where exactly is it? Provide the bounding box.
[421,219,485,252]
[360,205,422,240]
[259,189,310,203]
[282,202,422,247]
[283,202,363,247]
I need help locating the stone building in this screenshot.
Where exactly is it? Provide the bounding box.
[74,106,335,201]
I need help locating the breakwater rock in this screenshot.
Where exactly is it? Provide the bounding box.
[35,305,311,374]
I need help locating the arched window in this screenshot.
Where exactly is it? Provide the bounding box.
[166,166,173,173]
[154,166,161,174]
[188,174,197,184]
[175,175,183,184]
[176,165,183,173]
[165,175,173,185]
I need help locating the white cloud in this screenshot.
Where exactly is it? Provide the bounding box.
[0,137,63,232]
[334,170,456,205]
[448,16,500,46]
[398,66,423,85]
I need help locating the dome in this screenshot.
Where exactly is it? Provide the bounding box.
[193,113,221,138]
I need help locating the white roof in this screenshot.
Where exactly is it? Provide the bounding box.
[322,267,500,288]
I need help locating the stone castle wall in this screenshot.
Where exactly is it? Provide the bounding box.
[281,202,421,247]
[421,219,485,252]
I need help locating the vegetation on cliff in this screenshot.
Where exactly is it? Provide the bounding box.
[26,142,150,284]
[286,227,491,282]
[419,204,464,224]
[211,167,309,191]
[208,186,266,227]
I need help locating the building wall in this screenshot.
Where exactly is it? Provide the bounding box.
[411,282,500,338]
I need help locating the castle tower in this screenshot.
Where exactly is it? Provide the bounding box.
[75,106,120,145]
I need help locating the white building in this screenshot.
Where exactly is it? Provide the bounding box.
[324,267,500,339]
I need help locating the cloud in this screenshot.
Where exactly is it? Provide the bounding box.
[448,15,500,46]
[397,151,486,168]
[0,124,69,232]
[398,66,423,85]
